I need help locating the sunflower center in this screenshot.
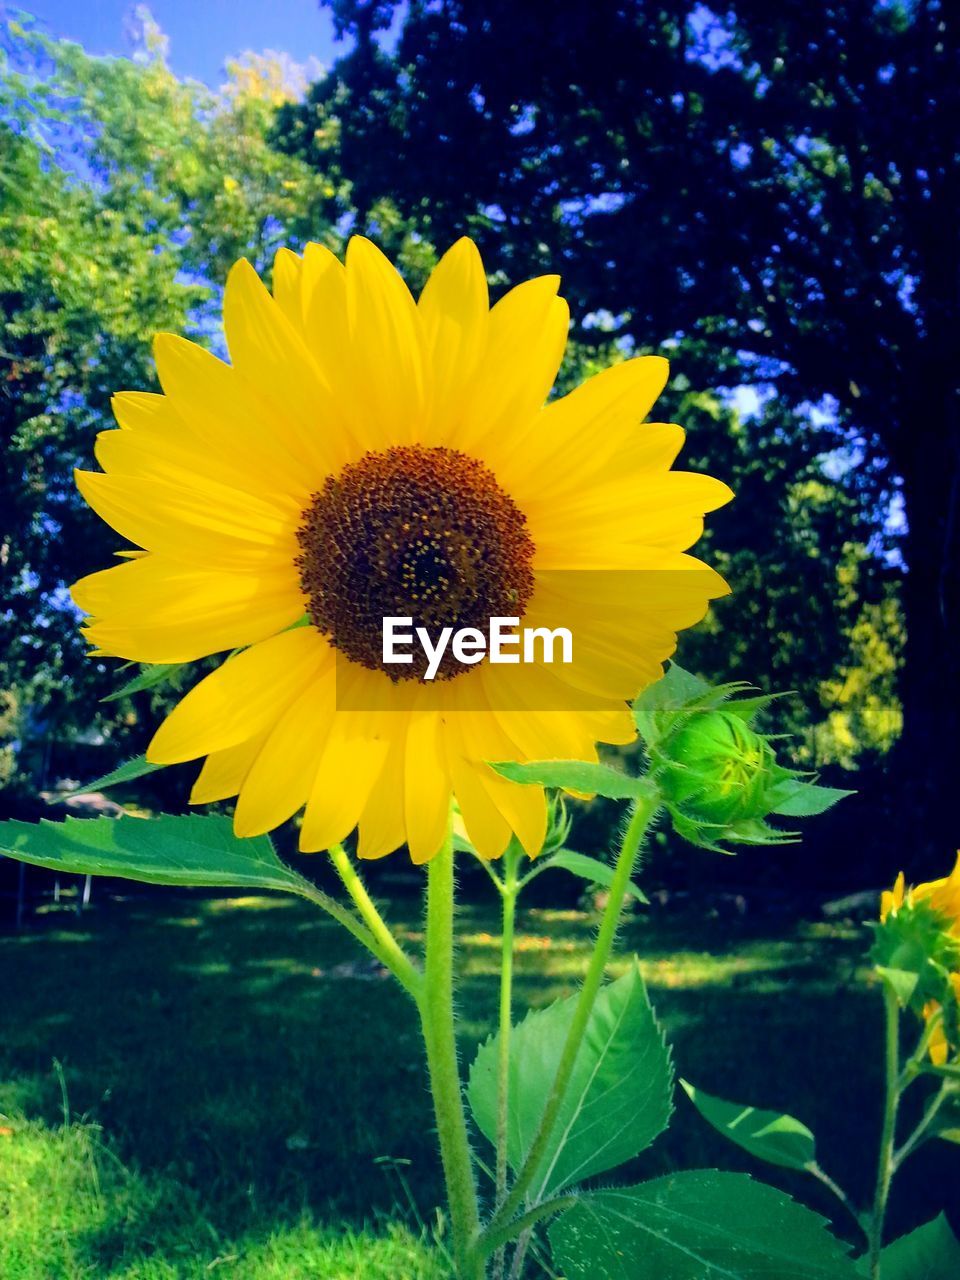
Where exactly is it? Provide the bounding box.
[296,445,535,681]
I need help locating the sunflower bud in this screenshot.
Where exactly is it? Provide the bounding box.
[658,710,778,826]
[633,663,852,853]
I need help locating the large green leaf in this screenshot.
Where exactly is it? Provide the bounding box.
[467,961,672,1199]
[879,1215,960,1279]
[680,1079,817,1171]
[0,814,310,894]
[491,759,653,801]
[549,1171,858,1279]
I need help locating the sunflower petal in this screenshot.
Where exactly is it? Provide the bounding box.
[344,236,426,446]
[454,276,568,451]
[418,237,488,443]
[299,720,391,852]
[190,735,266,803]
[73,555,304,663]
[147,628,328,764]
[234,667,337,836]
[404,712,451,864]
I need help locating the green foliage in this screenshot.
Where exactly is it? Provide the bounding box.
[680,1080,817,1172]
[0,14,335,797]
[83,754,166,792]
[525,849,648,903]
[101,663,192,703]
[548,1172,857,1279]
[877,1215,960,1280]
[0,813,309,893]
[871,904,960,1013]
[468,962,672,1200]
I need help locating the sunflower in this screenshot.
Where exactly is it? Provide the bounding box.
[72,237,731,863]
[881,854,960,933]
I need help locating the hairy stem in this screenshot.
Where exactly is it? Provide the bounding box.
[805,1162,867,1241]
[484,787,659,1241]
[327,843,423,1000]
[894,1082,952,1169]
[867,984,901,1278]
[492,847,521,1280]
[422,828,482,1279]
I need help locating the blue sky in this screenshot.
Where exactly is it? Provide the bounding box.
[13,1,343,85]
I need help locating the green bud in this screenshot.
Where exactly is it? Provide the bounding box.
[658,710,778,825]
[633,664,853,853]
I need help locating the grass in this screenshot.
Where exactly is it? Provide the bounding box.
[0,885,957,1275]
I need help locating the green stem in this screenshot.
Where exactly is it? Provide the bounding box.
[327,843,423,1001]
[480,1195,577,1258]
[492,849,520,1280]
[894,1082,952,1169]
[421,827,482,1279]
[485,787,659,1240]
[898,1008,942,1089]
[867,984,901,1279]
[296,881,402,976]
[805,1162,867,1241]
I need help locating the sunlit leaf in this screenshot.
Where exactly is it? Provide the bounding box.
[468,961,672,1198]
[0,814,309,894]
[680,1080,817,1171]
[491,759,653,801]
[549,1171,857,1278]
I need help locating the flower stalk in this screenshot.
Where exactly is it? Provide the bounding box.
[483,784,659,1241]
[492,844,521,1280]
[421,824,483,1279]
[866,982,901,1278]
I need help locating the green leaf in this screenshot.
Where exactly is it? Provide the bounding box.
[723,692,790,724]
[930,1094,960,1144]
[530,850,648,903]
[491,759,652,801]
[467,961,672,1199]
[549,1171,858,1279]
[102,662,189,702]
[0,814,310,894]
[680,1080,816,1171]
[632,663,711,741]
[82,754,166,792]
[876,966,920,1007]
[879,1214,960,1279]
[769,780,854,817]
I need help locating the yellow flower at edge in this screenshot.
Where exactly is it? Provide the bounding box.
[71,237,732,863]
[924,972,960,1066]
[881,853,960,933]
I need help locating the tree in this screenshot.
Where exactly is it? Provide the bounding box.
[0,12,334,799]
[278,0,955,861]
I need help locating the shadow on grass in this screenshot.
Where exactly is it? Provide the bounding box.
[1,890,957,1273]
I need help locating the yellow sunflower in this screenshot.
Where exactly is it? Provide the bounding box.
[72,237,731,863]
[881,854,960,933]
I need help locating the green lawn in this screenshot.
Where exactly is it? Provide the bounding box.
[0,885,956,1276]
